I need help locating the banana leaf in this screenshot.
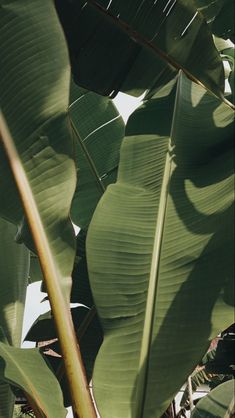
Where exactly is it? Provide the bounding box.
[194,0,235,42]
[38,312,103,405]
[0,342,67,418]
[0,0,76,301]
[86,73,234,418]
[69,80,125,229]
[55,0,225,100]
[191,380,235,418]
[24,307,88,343]
[28,254,44,284]
[0,3,94,415]
[0,219,30,418]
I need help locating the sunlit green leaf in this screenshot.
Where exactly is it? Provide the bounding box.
[87,73,234,417]
[0,0,76,301]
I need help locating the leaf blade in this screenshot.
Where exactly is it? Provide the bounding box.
[0,343,67,418]
[87,74,234,417]
[56,0,225,100]
[0,218,30,418]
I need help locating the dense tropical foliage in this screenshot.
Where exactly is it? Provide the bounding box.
[0,0,234,417]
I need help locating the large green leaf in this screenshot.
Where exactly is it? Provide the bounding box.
[0,4,96,416]
[0,342,67,418]
[0,219,30,418]
[55,0,224,100]
[0,1,76,299]
[86,73,234,418]
[191,380,235,418]
[69,80,125,228]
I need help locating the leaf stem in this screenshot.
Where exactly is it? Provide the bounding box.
[0,112,97,418]
[134,75,181,417]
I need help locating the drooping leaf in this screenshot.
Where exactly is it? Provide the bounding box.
[0,3,95,416]
[69,80,125,229]
[0,218,30,418]
[0,0,76,301]
[86,73,234,417]
[0,343,67,418]
[191,380,235,418]
[55,0,225,100]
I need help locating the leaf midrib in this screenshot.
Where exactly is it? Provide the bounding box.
[84,0,227,103]
[134,77,180,418]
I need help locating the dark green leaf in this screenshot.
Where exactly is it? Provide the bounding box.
[55,0,224,100]
[25,307,88,343]
[28,255,43,284]
[195,0,235,42]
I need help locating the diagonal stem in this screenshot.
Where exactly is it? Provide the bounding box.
[134,75,181,418]
[0,111,97,418]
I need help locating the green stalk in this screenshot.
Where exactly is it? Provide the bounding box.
[0,111,97,418]
[134,75,181,418]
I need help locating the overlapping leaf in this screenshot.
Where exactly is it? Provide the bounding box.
[195,0,235,42]
[0,219,30,418]
[0,343,67,418]
[69,80,125,228]
[24,307,88,343]
[86,73,234,417]
[192,380,235,418]
[55,0,224,99]
[0,0,76,300]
